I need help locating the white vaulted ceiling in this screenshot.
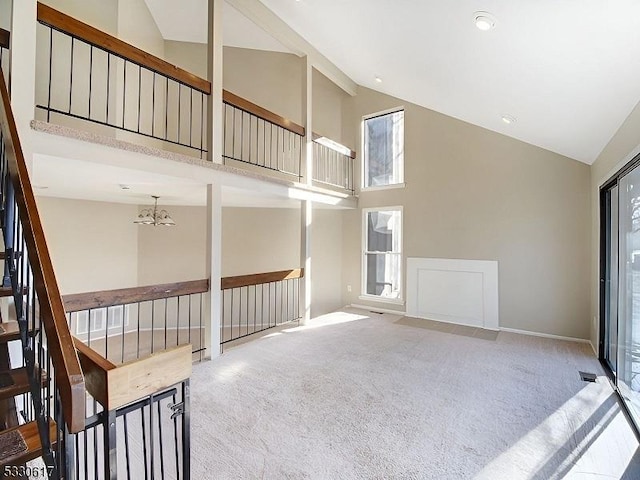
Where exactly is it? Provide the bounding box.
[258,0,640,164]
[144,0,291,53]
[144,0,640,164]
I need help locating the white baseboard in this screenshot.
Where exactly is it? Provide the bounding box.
[500,327,590,344]
[590,341,598,357]
[349,304,406,316]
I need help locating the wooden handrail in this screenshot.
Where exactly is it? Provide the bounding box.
[63,279,210,312]
[0,28,9,49]
[0,71,85,432]
[37,3,211,94]
[75,340,192,410]
[221,268,304,290]
[223,90,306,137]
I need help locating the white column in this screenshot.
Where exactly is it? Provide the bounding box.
[300,199,312,324]
[9,0,37,167]
[205,183,222,358]
[207,0,224,165]
[299,57,312,324]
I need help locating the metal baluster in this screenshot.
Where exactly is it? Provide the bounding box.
[47,28,53,121]
[122,59,127,129]
[137,302,141,360]
[200,93,205,157]
[87,309,92,348]
[122,304,126,364]
[152,73,156,138]
[106,53,111,123]
[141,403,150,480]
[172,390,180,479]
[151,300,155,354]
[69,38,74,114]
[177,296,181,347]
[124,414,132,480]
[221,290,225,344]
[177,84,182,144]
[88,45,93,120]
[149,395,155,479]
[105,307,110,360]
[137,65,142,133]
[157,400,166,479]
[165,77,169,142]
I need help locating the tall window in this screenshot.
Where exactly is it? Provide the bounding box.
[363,208,402,300]
[363,109,404,188]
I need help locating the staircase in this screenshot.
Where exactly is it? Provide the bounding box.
[0,58,85,477]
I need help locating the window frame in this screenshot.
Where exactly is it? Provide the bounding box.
[361,107,406,191]
[360,206,404,304]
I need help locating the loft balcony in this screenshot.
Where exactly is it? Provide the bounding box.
[22,3,356,200]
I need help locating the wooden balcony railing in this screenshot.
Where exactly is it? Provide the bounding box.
[63,279,209,364]
[221,268,303,347]
[312,134,356,193]
[36,2,211,156]
[34,3,356,193]
[74,340,191,478]
[222,90,306,178]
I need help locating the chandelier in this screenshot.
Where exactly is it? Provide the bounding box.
[134,196,176,226]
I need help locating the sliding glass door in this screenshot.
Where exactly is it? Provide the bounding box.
[602,159,640,428]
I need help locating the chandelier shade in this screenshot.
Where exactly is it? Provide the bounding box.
[134,196,176,227]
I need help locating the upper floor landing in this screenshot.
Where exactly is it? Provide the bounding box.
[1,0,358,208]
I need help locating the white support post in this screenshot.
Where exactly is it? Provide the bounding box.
[300,57,313,324]
[300,199,312,324]
[302,57,313,186]
[9,0,37,168]
[205,183,222,359]
[207,0,224,165]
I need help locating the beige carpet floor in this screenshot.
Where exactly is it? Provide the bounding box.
[190,308,640,479]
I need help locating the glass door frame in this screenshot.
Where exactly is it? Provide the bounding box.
[599,153,640,440]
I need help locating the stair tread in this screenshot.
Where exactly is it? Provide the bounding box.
[0,322,39,344]
[0,367,47,401]
[0,420,57,467]
[0,322,20,343]
[0,286,28,297]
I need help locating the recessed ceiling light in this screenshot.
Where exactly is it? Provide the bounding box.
[474,12,496,31]
[33,185,48,190]
[501,114,516,125]
[119,184,131,190]
[375,76,383,83]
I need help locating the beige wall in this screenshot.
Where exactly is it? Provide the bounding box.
[39,0,118,35]
[116,0,163,58]
[139,205,344,318]
[223,46,303,125]
[37,197,139,294]
[312,68,348,144]
[0,0,12,31]
[589,99,640,348]
[137,205,208,285]
[221,207,300,277]
[342,87,591,339]
[165,41,207,79]
[312,208,344,317]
